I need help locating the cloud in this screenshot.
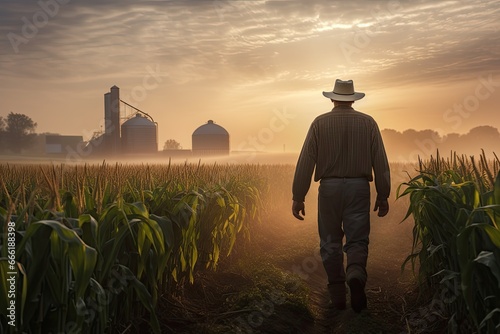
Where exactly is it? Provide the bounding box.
[1,0,499,101]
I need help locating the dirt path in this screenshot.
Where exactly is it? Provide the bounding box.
[267,184,417,334]
[295,213,417,334]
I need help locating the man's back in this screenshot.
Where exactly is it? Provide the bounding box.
[292,104,390,203]
[310,105,381,181]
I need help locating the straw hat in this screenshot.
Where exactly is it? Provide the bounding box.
[322,79,365,101]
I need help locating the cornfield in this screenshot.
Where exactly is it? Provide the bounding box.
[6,154,499,333]
[0,162,272,333]
[398,151,500,333]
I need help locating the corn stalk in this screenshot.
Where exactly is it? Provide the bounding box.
[398,153,500,333]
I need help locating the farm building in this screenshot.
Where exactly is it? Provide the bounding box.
[192,120,230,155]
[45,135,83,155]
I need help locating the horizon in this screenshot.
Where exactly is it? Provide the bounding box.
[0,111,499,164]
[1,0,500,153]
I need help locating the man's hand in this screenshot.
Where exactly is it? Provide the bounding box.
[292,201,305,220]
[374,199,389,217]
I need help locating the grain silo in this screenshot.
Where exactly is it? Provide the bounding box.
[192,120,230,155]
[121,113,157,154]
[104,85,121,154]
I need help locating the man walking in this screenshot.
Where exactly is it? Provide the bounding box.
[292,79,390,313]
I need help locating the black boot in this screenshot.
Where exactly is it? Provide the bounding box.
[327,283,346,310]
[348,277,367,313]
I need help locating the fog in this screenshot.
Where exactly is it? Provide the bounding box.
[0,151,301,166]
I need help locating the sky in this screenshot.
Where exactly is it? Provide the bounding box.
[1,0,500,153]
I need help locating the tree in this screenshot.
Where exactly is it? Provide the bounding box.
[4,112,37,154]
[163,139,181,150]
[0,116,5,152]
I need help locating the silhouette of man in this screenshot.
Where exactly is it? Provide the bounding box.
[292,79,390,312]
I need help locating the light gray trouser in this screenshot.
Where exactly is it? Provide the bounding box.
[318,177,370,286]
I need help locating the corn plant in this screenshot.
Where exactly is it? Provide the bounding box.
[398,153,500,333]
[0,162,265,333]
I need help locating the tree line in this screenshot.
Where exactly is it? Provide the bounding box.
[0,113,37,154]
[381,125,500,162]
